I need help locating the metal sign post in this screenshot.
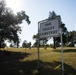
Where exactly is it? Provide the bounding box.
[38,16,64,75]
[37,22,40,68]
[60,29,64,75]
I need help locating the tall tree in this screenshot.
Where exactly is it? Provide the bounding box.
[0,0,31,48]
[48,11,68,48]
[48,11,57,49]
[55,22,68,46]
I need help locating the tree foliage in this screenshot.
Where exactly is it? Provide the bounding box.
[0,41,6,48]
[48,11,68,48]
[55,22,68,46]
[33,34,48,47]
[67,31,76,47]
[27,42,31,48]
[22,40,27,48]
[0,0,31,48]
[22,40,31,48]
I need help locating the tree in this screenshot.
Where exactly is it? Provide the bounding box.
[1,41,6,48]
[10,43,13,47]
[55,22,68,46]
[33,34,48,47]
[22,40,27,48]
[48,11,68,48]
[48,11,57,49]
[67,31,76,47]
[33,34,38,47]
[0,0,31,48]
[27,42,31,48]
[55,41,60,47]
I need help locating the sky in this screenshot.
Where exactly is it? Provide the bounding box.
[5,0,76,46]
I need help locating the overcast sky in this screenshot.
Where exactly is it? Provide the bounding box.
[6,0,76,46]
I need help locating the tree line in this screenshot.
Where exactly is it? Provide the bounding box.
[32,30,76,48]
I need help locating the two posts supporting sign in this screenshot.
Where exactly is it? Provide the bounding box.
[38,16,64,75]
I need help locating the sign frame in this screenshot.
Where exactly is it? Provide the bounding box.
[39,16,61,38]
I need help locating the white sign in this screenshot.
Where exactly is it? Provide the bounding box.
[39,17,60,38]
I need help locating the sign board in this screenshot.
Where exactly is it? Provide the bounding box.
[39,17,61,38]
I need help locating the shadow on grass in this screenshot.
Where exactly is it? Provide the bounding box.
[53,49,76,53]
[0,50,30,75]
[0,50,76,75]
[0,50,30,61]
[39,61,76,75]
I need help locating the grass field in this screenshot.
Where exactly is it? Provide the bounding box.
[0,47,76,75]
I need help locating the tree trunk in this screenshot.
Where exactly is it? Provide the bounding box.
[17,42,19,48]
[53,37,56,49]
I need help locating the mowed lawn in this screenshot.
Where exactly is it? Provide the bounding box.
[0,47,76,75]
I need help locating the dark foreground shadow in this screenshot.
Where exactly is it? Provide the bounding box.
[0,50,30,61]
[53,49,76,53]
[0,50,76,75]
[38,61,76,75]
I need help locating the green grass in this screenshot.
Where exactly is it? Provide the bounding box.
[0,47,76,75]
